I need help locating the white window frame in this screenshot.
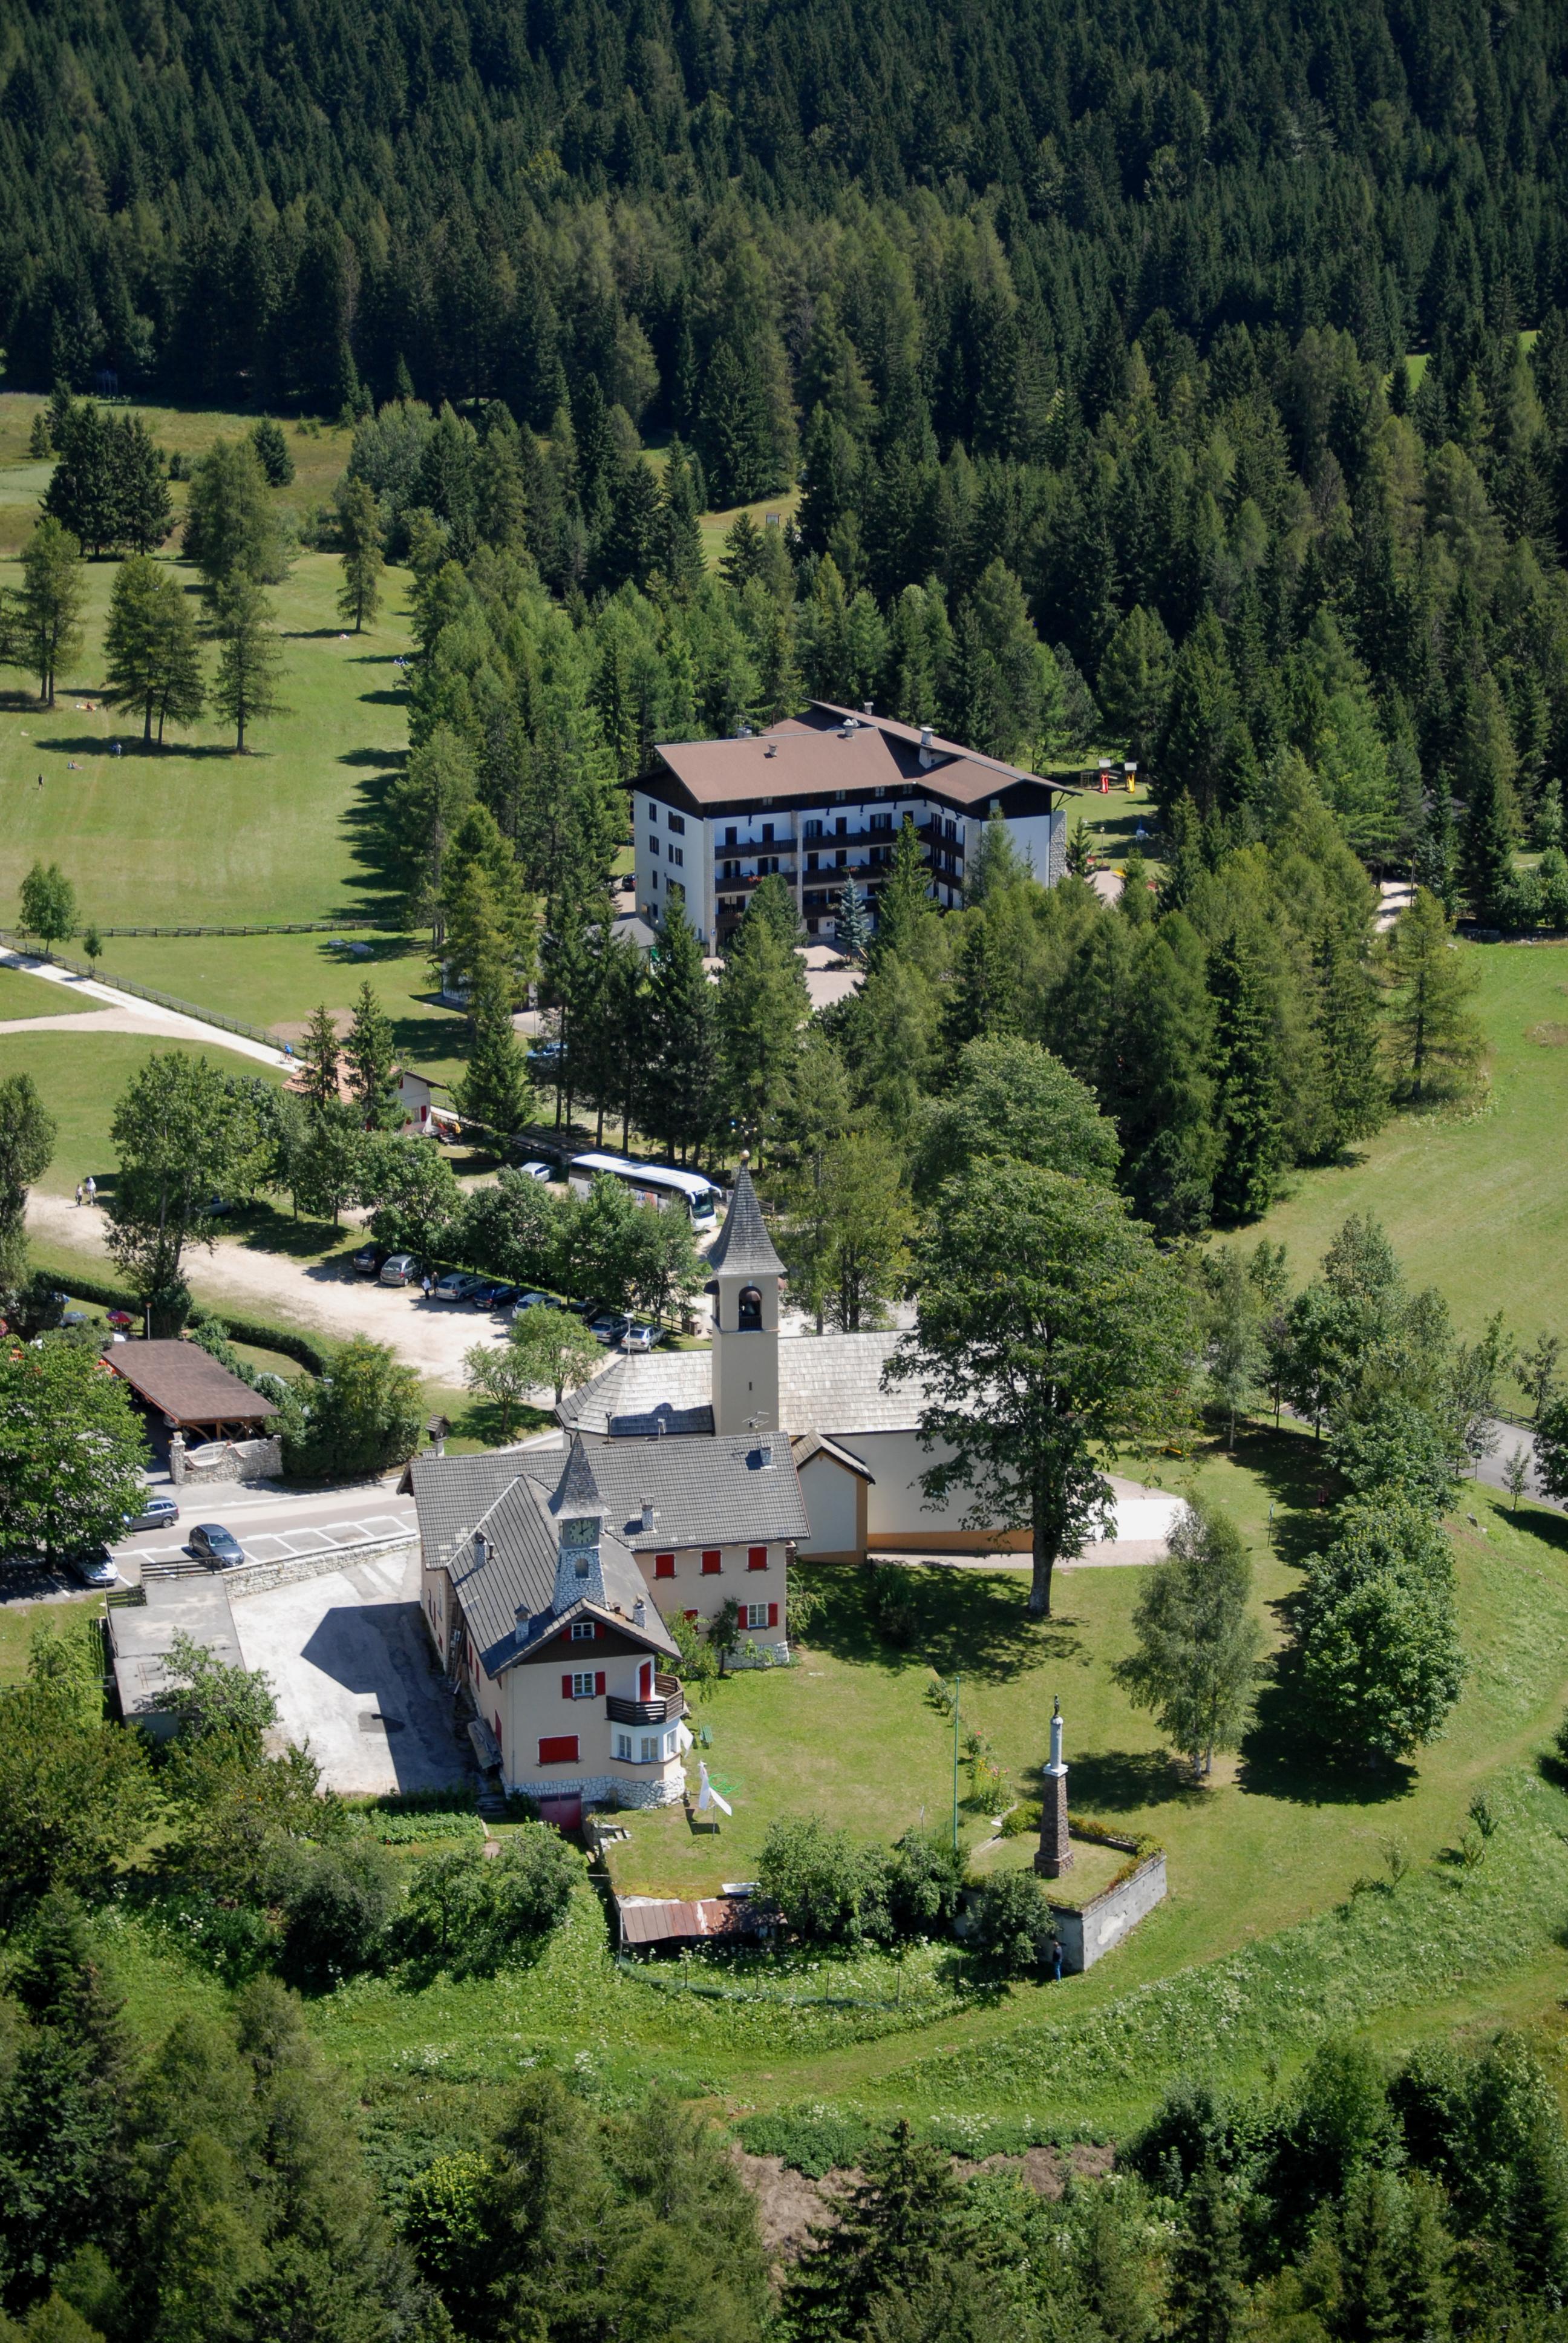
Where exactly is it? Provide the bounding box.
[570,1670,597,1699]
[743,1602,771,1630]
[570,1620,596,1641]
[615,1731,633,1760]
[639,1734,660,1763]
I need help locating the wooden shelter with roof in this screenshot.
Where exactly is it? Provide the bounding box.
[104,1340,278,1438]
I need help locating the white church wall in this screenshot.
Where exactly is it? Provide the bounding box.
[793,1455,864,1560]
[831,1429,1030,1552]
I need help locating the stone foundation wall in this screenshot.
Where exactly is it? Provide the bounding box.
[1050,1852,1167,1973]
[170,1434,283,1487]
[510,1771,685,1810]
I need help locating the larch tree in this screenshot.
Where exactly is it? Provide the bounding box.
[1383,888,1485,1104]
[16,517,85,706]
[337,476,385,632]
[211,577,285,751]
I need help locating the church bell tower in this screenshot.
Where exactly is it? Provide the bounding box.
[706,1158,784,1437]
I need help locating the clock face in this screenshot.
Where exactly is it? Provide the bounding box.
[561,1516,599,1546]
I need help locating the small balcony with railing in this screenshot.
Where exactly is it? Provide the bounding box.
[605,1674,685,1727]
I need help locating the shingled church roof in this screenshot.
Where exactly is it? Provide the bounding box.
[705,1162,785,1279]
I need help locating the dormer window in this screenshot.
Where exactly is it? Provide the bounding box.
[737,1285,763,1330]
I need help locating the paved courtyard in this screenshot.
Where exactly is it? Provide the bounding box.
[230,1546,472,1795]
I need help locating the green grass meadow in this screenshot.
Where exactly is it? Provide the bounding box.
[1253,942,1568,1357]
[284,1440,1568,2138]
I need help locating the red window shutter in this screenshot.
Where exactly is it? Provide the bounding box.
[595,1670,606,1696]
[561,1673,572,1700]
[748,1546,768,1570]
[655,1553,675,1579]
[538,1735,578,1765]
[701,1549,722,1575]
[768,1604,779,1627]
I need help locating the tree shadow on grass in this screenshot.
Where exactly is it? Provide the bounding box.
[1236,1647,1416,1809]
[340,744,408,769]
[448,1397,555,1449]
[41,736,243,762]
[802,1563,1081,1685]
[359,687,408,707]
[1065,1748,1209,1812]
[1226,1424,1342,1568]
[232,1205,347,1263]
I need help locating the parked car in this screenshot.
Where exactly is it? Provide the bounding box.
[351,1242,390,1278]
[124,1493,180,1533]
[379,1253,419,1286]
[433,1270,483,1303]
[70,1547,119,1589]
[515,1160,554,1182]
[587,1310,624,1344]
[470,1281,518,1309]
[509,1291,554,1320]
[616,1320,659,1352]
[189,1523,246,1570]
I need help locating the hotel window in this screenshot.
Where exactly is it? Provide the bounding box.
[648,836,660,856]
[803,818,823,839]
[724,825,738,845]
[670,845,684,867]
[647,803,659,824]
[668,812,685,834]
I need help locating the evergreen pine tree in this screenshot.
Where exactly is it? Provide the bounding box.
[658,438,705,597]
[457,933,532,1141]
[1459,750,1517,924]
[835,874,872,963]
[714,904,809,1162]
[298,1004,342,1110]
[343,982,400,1129]
[211,578,285,752]
[1316,924,1389,1152]
[783,2121,963,2343]
[1167,2164,1250,2343]
[1210,934,1283,1222]
[1122,916,1218,1234]
[872,816,935,964]
[645,886,716,1162]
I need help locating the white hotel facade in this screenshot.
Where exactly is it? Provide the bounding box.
[630,700,1082,950]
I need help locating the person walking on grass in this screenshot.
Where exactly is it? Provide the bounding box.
[84,1175,96,1205]
[75,1182,83,1207]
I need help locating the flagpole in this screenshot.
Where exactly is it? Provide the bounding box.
[952,1673,961,1855]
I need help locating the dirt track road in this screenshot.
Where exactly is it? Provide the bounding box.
[26,1193,509,1381]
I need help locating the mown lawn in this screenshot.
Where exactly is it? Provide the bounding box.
[1253,941,1568,1373]
[0,549,413,931]
[0,1028,284,1198]
[0,962,79,1018]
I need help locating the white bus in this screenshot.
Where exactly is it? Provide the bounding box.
[567,1153,720,1230]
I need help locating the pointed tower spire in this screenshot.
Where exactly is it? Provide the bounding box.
[550,1436,606,1613]
[708,1155,783,1435]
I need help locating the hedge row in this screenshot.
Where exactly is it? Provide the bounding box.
[40,1269,333,1377]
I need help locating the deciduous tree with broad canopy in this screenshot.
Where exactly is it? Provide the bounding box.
[887,1159,1194,1615]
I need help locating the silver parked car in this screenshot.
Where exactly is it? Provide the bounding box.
[379,1253,419,1286]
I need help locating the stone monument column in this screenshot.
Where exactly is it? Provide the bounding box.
[1035,1697,1073,1878]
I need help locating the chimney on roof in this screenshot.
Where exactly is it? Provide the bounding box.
[634,1597,647,1627]
[640,1498,655,1532]
[919,725,933,768]
[757,1437,774,1467]
[474,1530,489,1564]
[862,701,874,716]
[765,744,777,757]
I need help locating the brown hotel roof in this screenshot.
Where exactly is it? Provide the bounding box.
[653,701,1080,812]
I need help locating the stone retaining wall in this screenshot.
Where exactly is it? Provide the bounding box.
[170,1434,283,1487]
[1050,1851,1167,1973]
[223,1536,417,1602]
